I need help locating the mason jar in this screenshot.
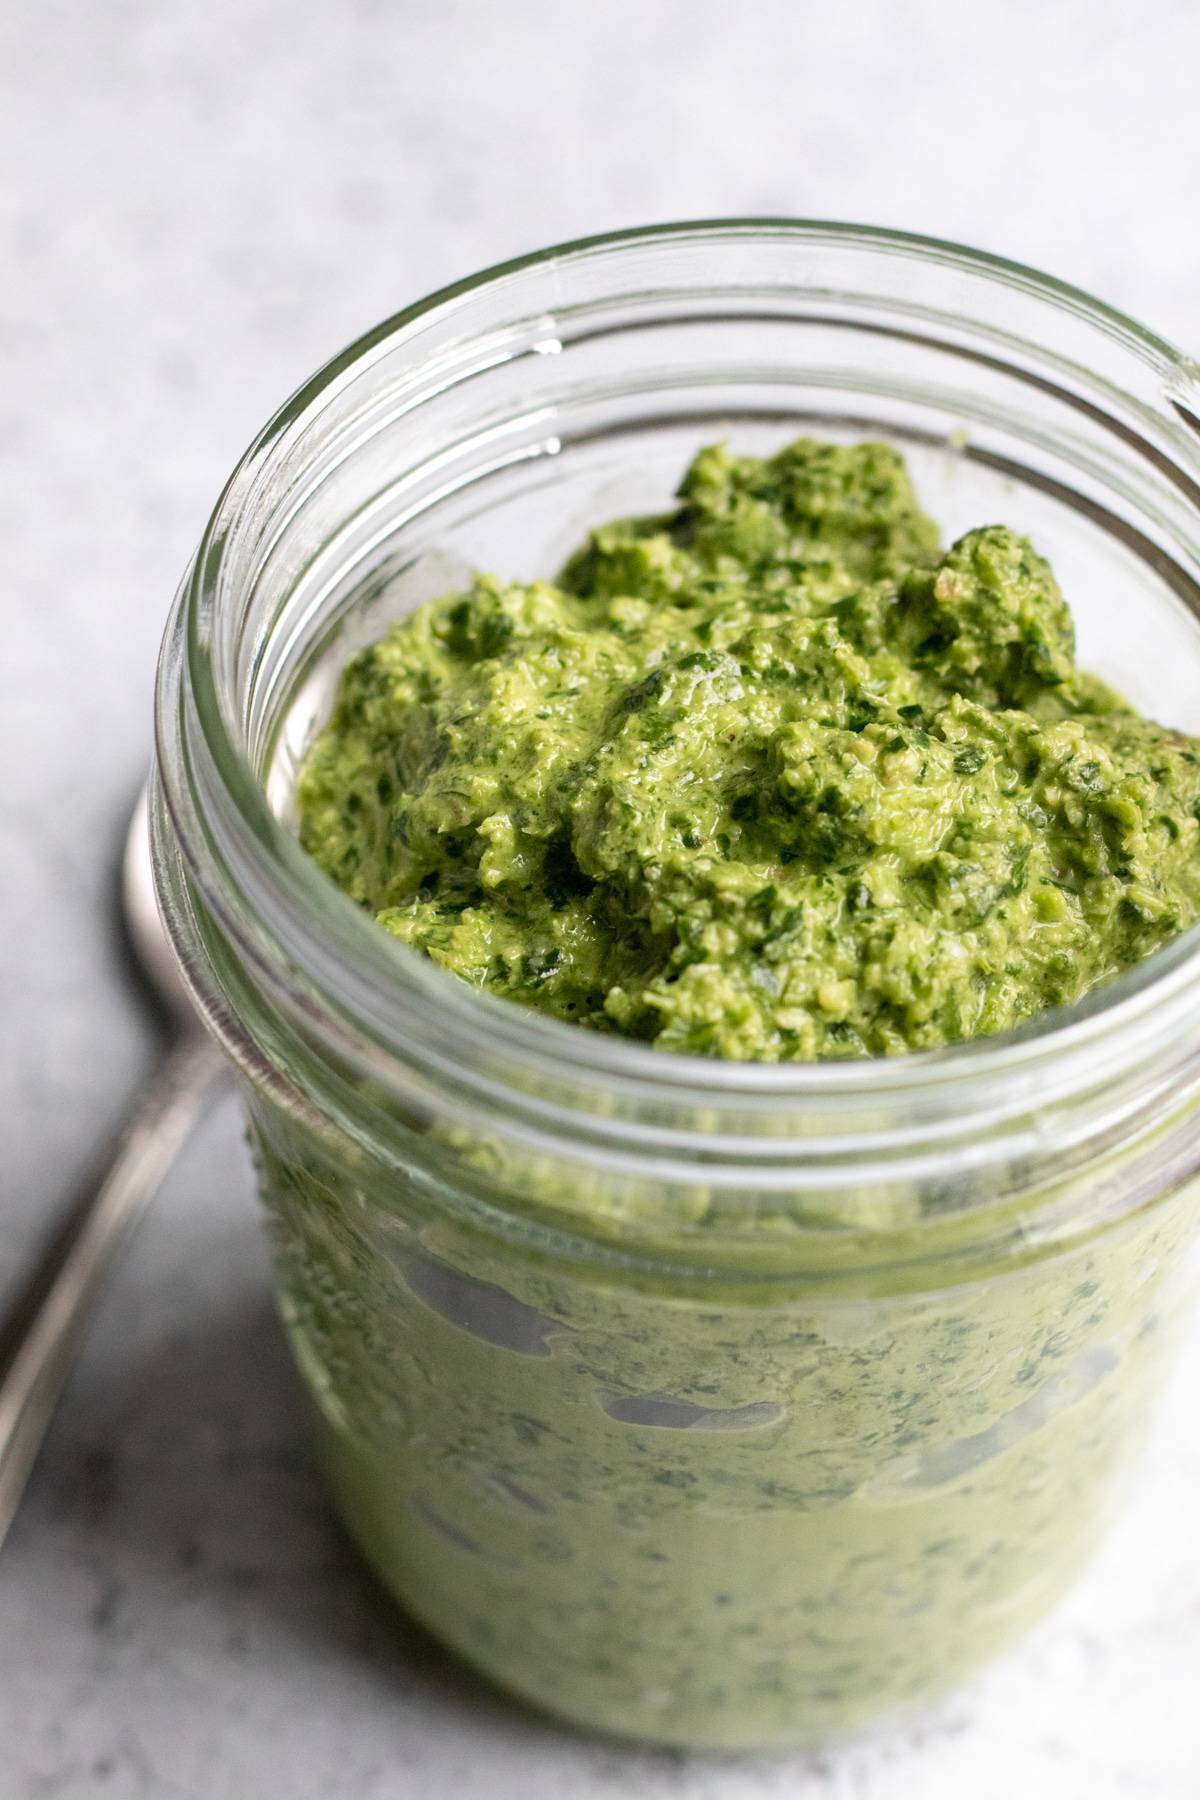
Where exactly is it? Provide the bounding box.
[151,221,1200,1750]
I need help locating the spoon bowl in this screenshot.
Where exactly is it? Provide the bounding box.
[122,786,197,1023]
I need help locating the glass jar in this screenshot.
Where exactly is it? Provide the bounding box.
[152,221,1200,1751]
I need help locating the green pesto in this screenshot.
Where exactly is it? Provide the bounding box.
[252,1102,1200,1750]
[298,439,1200,1060]
[268,439,1200,1748]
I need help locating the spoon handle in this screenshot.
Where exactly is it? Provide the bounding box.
[0,1031,224,1547]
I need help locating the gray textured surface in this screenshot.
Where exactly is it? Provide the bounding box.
[3,2,1200,1794]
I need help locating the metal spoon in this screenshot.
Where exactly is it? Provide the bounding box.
[0,790,225,1545]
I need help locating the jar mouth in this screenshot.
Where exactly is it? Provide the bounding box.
[156,217,1200,1163]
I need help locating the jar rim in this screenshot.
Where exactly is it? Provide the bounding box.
[155,217,1200,1171]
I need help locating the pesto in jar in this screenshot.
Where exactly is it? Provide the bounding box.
[298,439,1200,1059]
[264,439,1200,1749]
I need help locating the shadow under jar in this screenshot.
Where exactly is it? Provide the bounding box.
[152,221,1200,1751]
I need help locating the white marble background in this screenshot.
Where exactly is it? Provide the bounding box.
[3,2,1200,1795]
